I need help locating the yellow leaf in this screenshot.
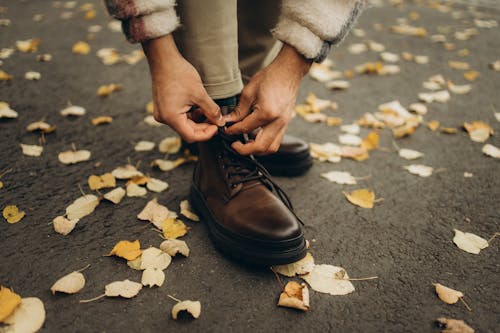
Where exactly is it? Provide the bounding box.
[0,181,3,189]
[343,189,375,209]
[72,41,90,55]
[361,131,379,151]
[3,205,25,224]
[464,70,479,81]
[84,9,96,20]
[91,116,113,125]
[0,70,13,81]
[162,218,189,239]
[107,240,142,260]
[146,101,154,114]
[427,120,440,131]
[277,281,310,312]
[0,286,22,322]
[326,117,343,126]
[97,83,122,97]
[126,175,149,186]
[16,38,40,53]
[88,173,116,190]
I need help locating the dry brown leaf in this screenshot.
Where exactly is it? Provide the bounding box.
[88,173,115,190]
[433,283,463,304]
[20,144,43,157]
[463,121,493,143]
[103,187,125,204]
[107,240,142,261]
[343,189,376,209]
[51,271,85,294]
[3,205,25,224]
[453,229,488,254]
[163,218,189,239]
[91,116,113,125]
[97,84,122,97]
[16,38,40,53]
[105,280,142,298]
[172,300,201,320]
[53,216,79,235]
[180,200,199,221]
[72,41,90,55]
[58,149,91,164]
[302,264,355,295]
[2,297,45,333]
[272,252,315,277]
[66,194,99,220]
[277,281,310,312]
[0,286,21,322]
[160,239,190,257]
[436,317,474,333]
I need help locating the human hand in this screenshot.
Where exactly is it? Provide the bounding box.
[223,44,312,155]
[142,35,224,143]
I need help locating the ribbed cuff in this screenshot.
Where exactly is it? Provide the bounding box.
[123,8,179,43]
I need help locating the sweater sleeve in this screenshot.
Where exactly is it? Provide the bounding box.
[104,0,180,43]
[271,0,366,63]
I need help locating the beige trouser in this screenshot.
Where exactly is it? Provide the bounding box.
[174,0,282,99]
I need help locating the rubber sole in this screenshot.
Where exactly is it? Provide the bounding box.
[189,184,308,266]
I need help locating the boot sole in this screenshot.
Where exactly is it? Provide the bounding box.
[189,184,308,266]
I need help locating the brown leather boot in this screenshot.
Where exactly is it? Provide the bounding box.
[189,127,307,266]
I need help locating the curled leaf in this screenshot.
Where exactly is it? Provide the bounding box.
[277,281,310,312]
[3,205,25,224]
[343,189,376,209]
[58,149,91,164]
[433,283,463,304]
[272,252,315,277]
[172,300,201,320]
[66,194,99,220]
[0,286,22,322]
[160,239,190,257]
[53,216,79,235]
[51,271,85,294]
[103,187,125,204]
[180,200,199,221]
[141,268,165,287]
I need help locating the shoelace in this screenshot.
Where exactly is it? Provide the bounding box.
[217,127,304,225]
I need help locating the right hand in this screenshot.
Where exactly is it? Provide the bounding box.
[142,35,224,143]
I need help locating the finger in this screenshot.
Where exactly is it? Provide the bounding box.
[231,123,282,155]
[223,91,253,123]
[193,90,225,126]
[225,111,267,135]
[171,117,218,143]
[263,126,286,156]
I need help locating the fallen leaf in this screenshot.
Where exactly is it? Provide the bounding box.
[3,206,25,224]
[2,297,45,332]
[361,131,379,150]
[103,187,125,204]
[88,173,115,190]
[463,121,493,143]
[134,141,155,152]
[96,48,121,65]
[105,280,142,298]
[97,83,122,97]
[277,281,310,312]
[463,71,480,81]
[26,121,56,133]
[137,198,176,229]
[141,268,165,287]
[436,317,474,333]
[448,61,470,70]
[418,90,450,103]
[343,189,375,209]
[60,105,86,117]
[482,144,500,158]
[453,229,488,254]
[340,124,360,135]
[20,144,43,157]
[72,41,90,55]
[158,137,181,154]
[433,283,464,304]
[144,115,163,127]
[339,134,362,146]
[51,271,85,294]
[127,257,142,270]
[91,116,113,125]
[66,194,99,220]
[321,171,357,185]
[399,148,424,160]
[326,80,350,90]
[448,83,472,95]
[172,300,201,320]
[126,183,147,197]
[163,218,189,239]
[160,239,190,257]
[24,71,41,80]
[441,127,458,134]
[272,252,315,277]
[152,157,192,171]
[310,142,342,163]
[53,216,79,235]
[16,38,40,53]
[58,149,91,164]
[180,200,199,221]
[126,175,149,186]
[0,70,13,81]
[404,164,433,177]
[146,178,169,193]
[0,102,18,118]
[0,286,21,322]
[107,240,142,261]
[489,60,500,71]
[111,165,143,179]
[140,247,171,270]
[302,264,355,295]
[427,120,440,131]
[36,54,52,62]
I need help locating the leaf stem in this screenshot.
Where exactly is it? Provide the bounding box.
[167,294,181,303]
[79,294,105,303]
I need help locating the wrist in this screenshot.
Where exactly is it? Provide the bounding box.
[142,34,182,74]
[275,43,312,78]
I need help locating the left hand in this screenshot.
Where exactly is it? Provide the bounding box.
[223,44,312,155]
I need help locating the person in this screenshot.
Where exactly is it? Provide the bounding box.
[105,0,365,265]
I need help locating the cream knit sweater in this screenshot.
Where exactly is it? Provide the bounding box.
[104,0,366,62]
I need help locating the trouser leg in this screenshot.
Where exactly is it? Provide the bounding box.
[174,0,243,99]
[237,0,282,83]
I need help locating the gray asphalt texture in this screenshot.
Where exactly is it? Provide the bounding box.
[1,1,499,332]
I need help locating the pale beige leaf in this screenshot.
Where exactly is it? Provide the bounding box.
[453,229,488,254]
[60,105,85,117]
[50,271,85,294]
[126,183,147,197]
[103,187,125,204]
[277,281,310,312]
[302,264,355,295]
[158,137,181,154]
[20,144,43,157]
[111,165,143,179]
[2,297,45,333]
[418,90,450,103]
[482,144,500,158]
[172,300,201,320]
[53,216,79,235]
[66,194,99,220]
[127,257,142,270]
[433,283,464,304]
[140,247,171,270]
[326,80,350,90]
[408,103,428,115]
[146,178,169,193]
[105,280,142,298]
[448,83,472,95]
[404,164,433,177]
[338,134,362,146]
[24,71,41,80]
[272,253,315,277]
[137,198,175,229]
[58,150,91,164]
[399,149,424,160]
[134,141,155,152]
[160,239,190,257]
[141,268,165,287]
[0,102,18,118]
[340,124,360,135]
[180,200,199,221]
[144,115,163,127]
[26,121,55,133]
[321,171,357,185]
[436,317,475,333]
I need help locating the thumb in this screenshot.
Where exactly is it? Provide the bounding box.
[194,90,225,126]
[224,90,253,123]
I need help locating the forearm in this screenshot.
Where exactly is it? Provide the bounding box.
[142,34,181,75]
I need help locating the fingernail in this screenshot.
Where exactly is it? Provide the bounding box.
[216,114,226,127]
